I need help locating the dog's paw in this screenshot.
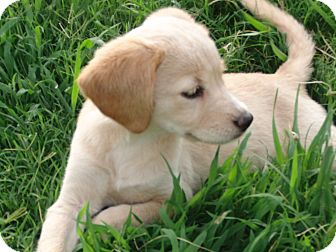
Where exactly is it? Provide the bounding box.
[92,204,133,229]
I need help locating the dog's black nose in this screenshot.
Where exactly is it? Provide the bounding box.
[234,112,253,131]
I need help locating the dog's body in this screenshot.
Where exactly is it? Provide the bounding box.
[38,0,335,251]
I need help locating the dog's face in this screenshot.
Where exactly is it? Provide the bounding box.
[78,8,253,144]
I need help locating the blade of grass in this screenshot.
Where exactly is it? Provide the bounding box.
[71,39,94,112]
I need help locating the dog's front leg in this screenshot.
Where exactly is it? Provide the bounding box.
[37,160,109,252]
[37,200,82,252]
[92,200,164,229]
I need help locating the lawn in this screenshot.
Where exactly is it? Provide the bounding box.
[0,0,335,251]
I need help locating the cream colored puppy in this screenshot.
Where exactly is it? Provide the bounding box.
[37,0,335,251]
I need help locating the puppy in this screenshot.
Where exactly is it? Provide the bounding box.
[37,0,335,251]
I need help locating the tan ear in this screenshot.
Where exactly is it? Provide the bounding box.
[77,38,165,133]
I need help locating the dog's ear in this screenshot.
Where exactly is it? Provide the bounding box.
[77,38,165,133]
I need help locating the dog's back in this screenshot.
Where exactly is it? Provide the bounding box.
[220,0,335,164]
[242,0,335,144]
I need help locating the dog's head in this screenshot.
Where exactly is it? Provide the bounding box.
[78,8,253,144]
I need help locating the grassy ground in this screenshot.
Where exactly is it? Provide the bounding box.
[0,0,335,251]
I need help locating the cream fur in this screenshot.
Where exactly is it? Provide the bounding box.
[37,0,335,251]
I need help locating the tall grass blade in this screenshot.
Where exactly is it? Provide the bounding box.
[272,90,285,165]
[71,39,94,112]
[242,11,269,32]
[270,39,287,62]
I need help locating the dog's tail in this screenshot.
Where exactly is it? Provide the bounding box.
[241,0,315,82]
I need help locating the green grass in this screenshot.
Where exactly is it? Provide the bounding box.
[0,0,335,251]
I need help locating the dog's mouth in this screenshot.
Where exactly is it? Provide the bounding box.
[184,131,244,144]
[185,132,202,142]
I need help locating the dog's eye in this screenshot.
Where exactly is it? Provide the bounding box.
[181,86,204,99]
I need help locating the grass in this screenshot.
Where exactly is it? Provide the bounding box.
[0,0,335,251]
